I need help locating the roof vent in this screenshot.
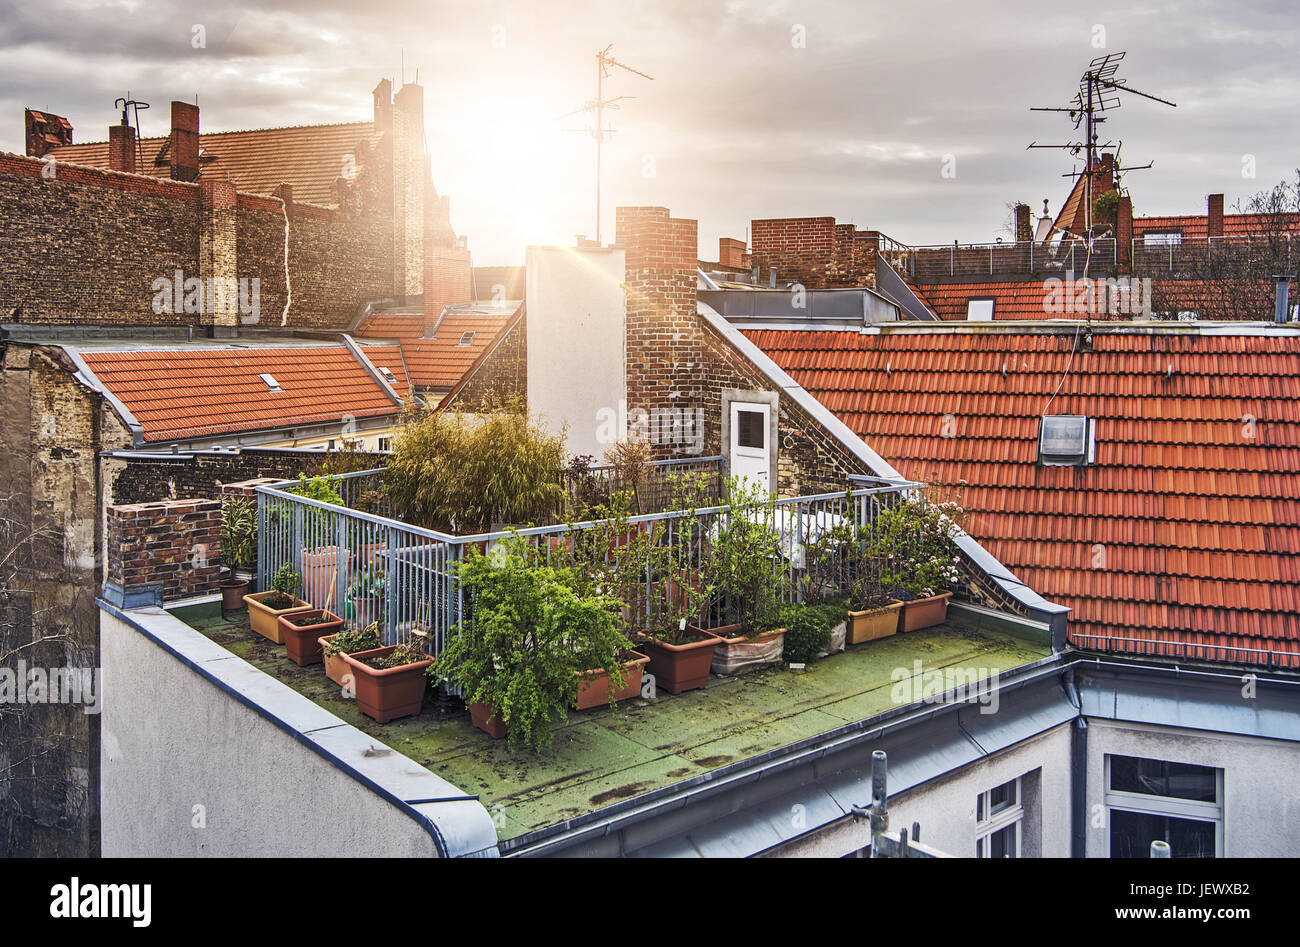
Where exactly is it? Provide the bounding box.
[1039,415,1093,466]
[457,331,476,347]
[258,373,283,393]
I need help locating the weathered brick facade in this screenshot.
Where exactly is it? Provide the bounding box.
[105,499,222,601]
[447,316,527,410]
[749,216,879,289]
[617,205,870,495]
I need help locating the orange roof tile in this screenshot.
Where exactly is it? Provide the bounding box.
[745,326,1300,668]
[48,122,380,206]
[358,344,411,400]
[396,306,520,391]
[1134,213,1300,240]
[80,345,397,442]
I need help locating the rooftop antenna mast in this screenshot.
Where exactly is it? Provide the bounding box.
[115,93,150,172]
[1028,51,1175,255]
[561,44,653,244]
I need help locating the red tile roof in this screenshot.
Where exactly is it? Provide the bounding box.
[80,345,398,442]
[47,122,380,206]
[355,310,429,339]
[357,344,411,400]
[744,326,1300,667]
[1134,213,1300,240]
[914,281,1058,321]
[394,305,520,391]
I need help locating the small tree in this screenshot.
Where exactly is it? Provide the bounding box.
[704,477,791,637]
[220,497,256,574]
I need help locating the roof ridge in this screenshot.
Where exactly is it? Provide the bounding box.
[55,119,378,148]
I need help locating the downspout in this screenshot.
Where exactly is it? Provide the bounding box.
[278,197,292,327]
[1062,667,1088,859]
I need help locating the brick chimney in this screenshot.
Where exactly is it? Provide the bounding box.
[424,195,471,328]
[169,101,200,182]
[198,179,238,335]
[108,120,136,173]
[391,82,427,300]
[1207,193,1225,239]
[1117,194,1133,272]
[617,206,701,459]
[24,108,73,157]
[1014,203,1032,243]
[719,237,747,269]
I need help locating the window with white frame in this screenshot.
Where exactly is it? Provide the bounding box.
[966,298,995,321]
[976,777,1023,857]
[1105,754,1223,858]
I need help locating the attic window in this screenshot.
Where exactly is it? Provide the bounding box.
[967,298,994,321]
[457,331,476,347]
[379,367,397,383]
[259,373,283,393]
[1039,415,1093,466]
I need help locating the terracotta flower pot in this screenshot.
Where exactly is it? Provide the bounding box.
[220,578,249,611]
[342,646,434,723]
[468,701,508,739]
[900,591,953,633]
[279,609,343,666]
[705,623,786,675]
[640,630,723,694]
[300,547,351,613]
[244,591,312,644]
[847,601,903,644]
[575,651,650,710]
[318,634,353,686]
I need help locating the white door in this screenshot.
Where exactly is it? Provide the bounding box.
[730,402,771,490]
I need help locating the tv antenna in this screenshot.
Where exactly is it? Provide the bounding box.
[561,44,654,244]
[115,94,150,172]
[1028,52,1176,245]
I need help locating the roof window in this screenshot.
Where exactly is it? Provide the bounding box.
[1039,415,1093,466]
[258,373,283,393]
[457,331,476,347]
[966,298,994,321]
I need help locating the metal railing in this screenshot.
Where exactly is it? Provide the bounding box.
[254,472,926,686]
[560,455,725,514]
[907,239,1116,281]
[1130,234,1295,277]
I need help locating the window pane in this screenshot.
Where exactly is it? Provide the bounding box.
[1110,756,1217,802]
[736,409,765,449]
[989,824,1017,858]
[989,780,1016,813]
[1110,809,1216,858]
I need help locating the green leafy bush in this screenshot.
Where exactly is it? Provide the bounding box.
[780,603,833,663]
[434,536,630,752]
[220,497,255,572]
[705,478,791,637]
[271,562,301,597]
[322,623,381,658]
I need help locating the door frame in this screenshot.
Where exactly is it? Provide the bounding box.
[721,388,779,491]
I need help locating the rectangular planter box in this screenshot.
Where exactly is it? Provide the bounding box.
[469,701,508,739]
[705,624,786,676]
[279,610,343,666]
[342,646,434,723]
[847,601,903,644]
[640,630,723,694]
[901,591,953,633]
[575,651,650,710]
[318,633,379,687]
[244,592,311,644]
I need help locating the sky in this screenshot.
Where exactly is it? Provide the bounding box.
[2,0,1297,264]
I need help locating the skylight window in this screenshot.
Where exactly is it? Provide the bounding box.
[457,331,476,347]
[379,367,397,383]
[967,298,994,321]
[259,373,283,393]
[1039,415,1093,466]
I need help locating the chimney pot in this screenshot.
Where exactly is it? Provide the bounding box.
[169,101,200,182]
[108,122,136,173]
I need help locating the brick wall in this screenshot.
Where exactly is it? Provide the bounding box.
[105,499,222,601]
[750,216,877,289]
[0,152,396,328]
[447,316,527,409]
[617,205,871,494]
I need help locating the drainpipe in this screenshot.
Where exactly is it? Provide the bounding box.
[1063,667,1088,859]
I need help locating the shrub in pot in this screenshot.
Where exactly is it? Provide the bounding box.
[876,487,965,633]
[699,477,790,675]
[433,536,631,751]
[780,603,833,664]
[344,642,434,723]
[320,623,382,687]
[219,497,255,611]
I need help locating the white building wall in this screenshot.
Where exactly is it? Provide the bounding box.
[771,723,1073,857]
[1084,718,1300,858]
[524,245,626,459]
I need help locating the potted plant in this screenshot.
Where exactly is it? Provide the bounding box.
[279,608,344,666]
[244,561,311,642]
[320,623,382,687]
[294,474,352,608]
[780,602,834,664]
[835,521,903,645]
[346,565,388,631]
[633,487,723,694]
[433,536,632,750]
[219,497,255,611]
[343,641,434,723]
[698,478,789,675]
[878,489,965,633]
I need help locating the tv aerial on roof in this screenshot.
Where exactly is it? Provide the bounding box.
[1027,52,1176,245]
[560,44,654,245]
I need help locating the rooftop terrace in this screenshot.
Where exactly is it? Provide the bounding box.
[176,599,1050,847]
